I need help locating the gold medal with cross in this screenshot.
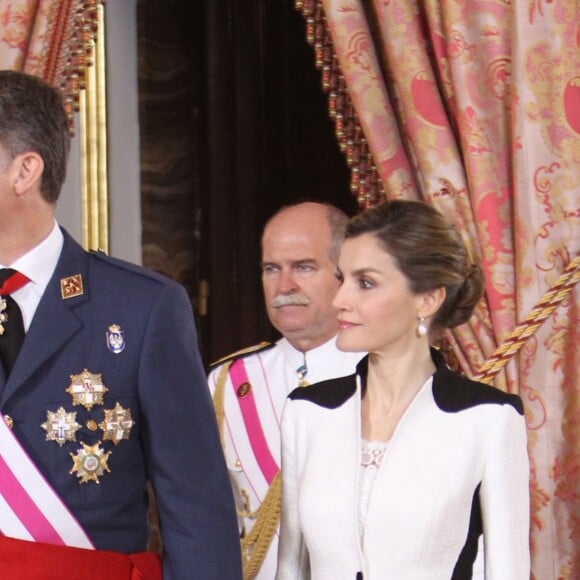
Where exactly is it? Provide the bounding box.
[99,402,134,445]
[70,441,111,484]
[41,407,81,447]
[66,369,109,410]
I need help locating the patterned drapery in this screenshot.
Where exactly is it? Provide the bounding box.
[297,1,579,577]
[0,0,102,128]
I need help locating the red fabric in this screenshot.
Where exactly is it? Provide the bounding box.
[0,271,29,295]
[0,536,162,580]
[129,552,163,580]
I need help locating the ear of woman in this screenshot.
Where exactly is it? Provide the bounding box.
[416,286,446,337]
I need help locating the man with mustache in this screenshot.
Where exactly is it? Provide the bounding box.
[208,202,363,579]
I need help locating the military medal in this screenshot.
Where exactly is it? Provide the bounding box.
[70,442,111,484]
[106,324,126,354]
[0,298,7,335]
[67,369,109,410]
[99,403,134,445]
[236,382,251,398]
[41,407,81,447]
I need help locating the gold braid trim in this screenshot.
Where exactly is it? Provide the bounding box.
[212,360,232,449]
[295,0,384,209]
[241,471,282,580]
[473,256,580,385]
[211,361,282,579]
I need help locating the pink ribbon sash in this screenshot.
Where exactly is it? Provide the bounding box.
[0,416,93,548]
[229,359,279,484]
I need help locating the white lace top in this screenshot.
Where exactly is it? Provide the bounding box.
[358,438,389,544]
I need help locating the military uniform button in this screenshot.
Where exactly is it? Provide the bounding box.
[87,419,99,431]
[3,415,13,429]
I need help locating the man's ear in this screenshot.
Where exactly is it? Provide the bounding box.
[418,286,446,319]
[13,152,44,196]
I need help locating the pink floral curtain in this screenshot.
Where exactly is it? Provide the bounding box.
[297,0,579,577]
[0,0,102,127]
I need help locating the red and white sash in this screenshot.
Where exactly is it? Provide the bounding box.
[0,416,93,549]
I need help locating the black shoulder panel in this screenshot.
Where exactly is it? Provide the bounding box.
[288,375,356,409]
[433,365,524,415]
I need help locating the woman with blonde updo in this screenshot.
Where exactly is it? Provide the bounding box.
[276,200,530,580]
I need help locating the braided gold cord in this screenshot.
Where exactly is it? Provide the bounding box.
[211,362,282,579]
[473,256,580,384]
[240,472,282,580]
[212,360,232,448]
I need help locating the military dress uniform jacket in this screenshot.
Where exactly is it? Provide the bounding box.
[208,337,363,580]
[0,229,242,580]
[276,350,531,580]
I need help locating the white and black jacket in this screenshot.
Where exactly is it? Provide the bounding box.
[276,349,530,580]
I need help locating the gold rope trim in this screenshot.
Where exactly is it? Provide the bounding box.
[295,0,385,209]
[212,362,282,579]
[240,471,282,580]
[473,256,580,384]
[212,360,232,449]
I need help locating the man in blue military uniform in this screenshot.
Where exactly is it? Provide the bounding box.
[0,70,242,579]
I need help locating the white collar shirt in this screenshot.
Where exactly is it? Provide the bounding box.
[1,221,63,332]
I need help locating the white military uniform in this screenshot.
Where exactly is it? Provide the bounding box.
[208,337,363,580]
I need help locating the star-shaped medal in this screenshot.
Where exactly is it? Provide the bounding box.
[70,442,111,484]
[66,370,109,410]
[99,403,134,445]
[41,407,81,446]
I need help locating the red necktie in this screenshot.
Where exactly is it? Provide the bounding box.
[0,269,30,375]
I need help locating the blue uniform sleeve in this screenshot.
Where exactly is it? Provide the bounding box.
[137,280,242,579]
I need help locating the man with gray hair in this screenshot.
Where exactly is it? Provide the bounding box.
[209,201,363,579]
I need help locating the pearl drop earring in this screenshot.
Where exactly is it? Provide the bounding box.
[417,317,428,337]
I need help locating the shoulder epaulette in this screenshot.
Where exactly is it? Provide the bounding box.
[210,341,274,369]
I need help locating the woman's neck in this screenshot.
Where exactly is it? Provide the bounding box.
[361,347,435,442]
